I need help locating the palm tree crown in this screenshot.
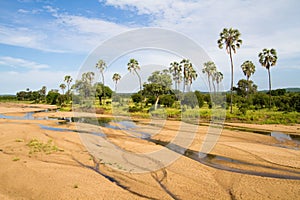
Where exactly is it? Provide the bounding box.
[258,49,277,69]
[241,60,256,81]
[127,58,142,91]
[96,59,106,85]
[217,28,242,54]
[59,83,66,95]
[112,73,121,92]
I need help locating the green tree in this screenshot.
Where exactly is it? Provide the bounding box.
[148,70,172,89]
[94,83,113,105]
[218,28,242,113]
[194,91,204,108]
[73,72,95,98]
[59,83,66,95]
[182,92,198,108]
[169,61,182,91]
[142,83,168,110]
[234,79,257,97]
[46,90,60,105]
[127,58,142,91]
[159,94,176,107]
[241,60,256,98]
[112,73,121,92]
[258,48,277,108]
[131,93,143,104]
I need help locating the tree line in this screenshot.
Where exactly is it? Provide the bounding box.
[14,27,299,114]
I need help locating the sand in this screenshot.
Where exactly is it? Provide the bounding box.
[0,103,300,199]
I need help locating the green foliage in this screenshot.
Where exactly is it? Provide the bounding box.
[181,92,198,108]
[131,93,143,103]
[0,95,17,101]
[159,94,176,107]
[12,157,20,161]
[27,139,64,155]
[234,79,257,97]
[46,90,60,105]
[194,91,204,108]
[148,70,172,89]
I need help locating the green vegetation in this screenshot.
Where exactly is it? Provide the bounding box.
[27,139,64,155]
[12,157,20,161]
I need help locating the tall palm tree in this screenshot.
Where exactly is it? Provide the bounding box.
[258,48,277,108]
[241,60,255,98]
[186,66,198,92]
[202,61,217,92]
[180,59,194,93]
[169,61,182,91]
[127,58,142,91]
[59,83,66,95]
[214,71,223,93]
[96,59,106,86]
[64,75,73,100]
[112,73,121,92]
[218,28,242,113]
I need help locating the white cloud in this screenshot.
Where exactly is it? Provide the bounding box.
[0,70,77,94]
[0,56,49,70]
[0,5,131,53]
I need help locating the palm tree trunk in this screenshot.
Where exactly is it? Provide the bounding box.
[67,84,70,101]
[134,69,142,91]
[101,72,105,104]
[229,48,234,114]
[207,75,211,92]
[268,68,272,109]
[246,76,249,99]
[212,79,216,94]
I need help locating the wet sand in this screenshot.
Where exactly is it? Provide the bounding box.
[0,103,300,199]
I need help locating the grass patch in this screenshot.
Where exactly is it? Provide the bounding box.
[12,157,20,161]
[15,138,24,142]
[27,139,64,155]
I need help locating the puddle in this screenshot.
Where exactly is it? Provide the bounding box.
[39,124,106,138]
[270,132,300,144]
[0,110,52,120]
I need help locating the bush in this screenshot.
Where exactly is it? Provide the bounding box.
[128,106,142,112]
[181,92,198,108]
[131,93,143,103]
[159,94,175,107]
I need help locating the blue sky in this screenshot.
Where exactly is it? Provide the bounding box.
[0,0,299,94]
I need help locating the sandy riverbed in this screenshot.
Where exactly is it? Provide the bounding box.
[0,103,299,199]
